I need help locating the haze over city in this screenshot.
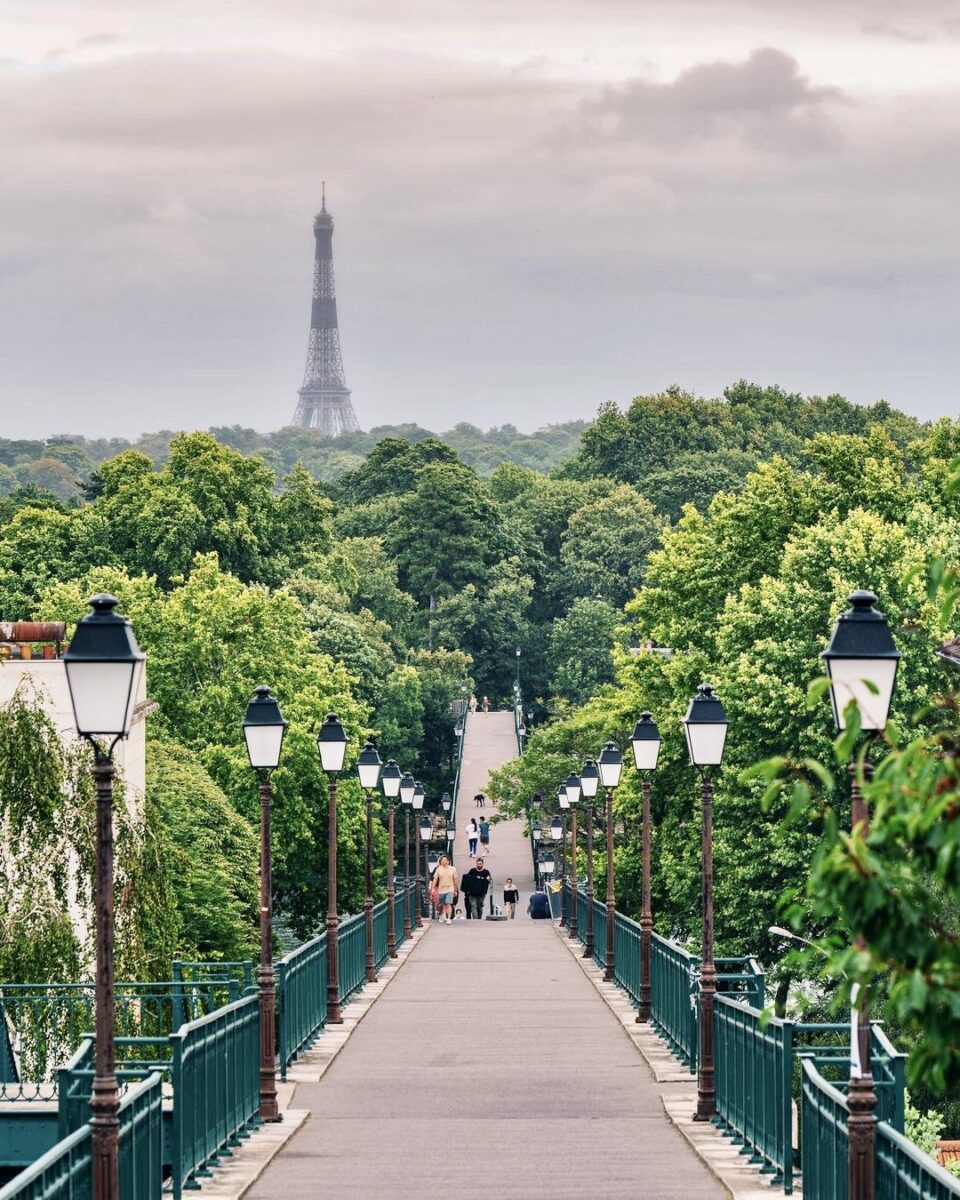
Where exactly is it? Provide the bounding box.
[2,0,959,439]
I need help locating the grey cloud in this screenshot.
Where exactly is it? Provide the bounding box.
[573,48,846,153]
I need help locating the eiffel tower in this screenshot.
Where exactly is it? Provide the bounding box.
[291,187,360,434]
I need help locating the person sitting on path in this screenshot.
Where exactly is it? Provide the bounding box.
[432,855,458,924]
[479,818,490,855]
[481,696,490,714]
[528,889,551,919]
[503,879,519,919]
[462,858,492,919]
[466,817,479,858]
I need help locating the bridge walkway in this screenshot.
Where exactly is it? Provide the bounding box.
[248,711,724,1199]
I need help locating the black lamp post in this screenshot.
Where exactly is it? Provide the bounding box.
[630,712,662,1022]
[64,594,145,1200]
[399,773,415,939]
[564,775,581,940]
[822,591,900,1200]
[598,742,623,981]
[381,760,402,958]
[441,791,452,815]
[357,742,382,984]
[241,687,288,1123]
[317,713,348,1024]
[578,763,598,959]
[531,821,542,887]
[445,820,456,860]
[682,684,729,1121]
[418,814,433,918]
[515,646,522,693]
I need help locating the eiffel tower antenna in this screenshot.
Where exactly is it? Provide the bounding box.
[291,189,360,434]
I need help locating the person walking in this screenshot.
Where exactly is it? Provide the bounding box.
[466,818,479,858]
[479,817,490,856]
[432,855,458,924]
[462,858,492,920]
[481,696,490,714]
[469,693,478,715]
[503,879,519,919]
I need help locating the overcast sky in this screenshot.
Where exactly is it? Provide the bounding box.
[1,1,959,439]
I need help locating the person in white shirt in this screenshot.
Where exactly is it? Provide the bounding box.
[466,818,479,859]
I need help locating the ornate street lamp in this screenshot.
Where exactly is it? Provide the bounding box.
[356,742,382,983]
[418,814,433,918]
[550,816,563,841]
[242,686,287,1123]
[441,791,452,814]
[630,712,661,1022]
[822,591,900,1200]
[598,742,623,981]
[579,762,599,959]
[682,684,729,1121]
[556,783,570,927]
[399,773,415,939]
[445,820,456,856]
[317,713,348,1023]
[412,783,425,927]
[64,595,145,1200]
[563,777,581,941]
[531,820,542,887]
[381,760,402,958]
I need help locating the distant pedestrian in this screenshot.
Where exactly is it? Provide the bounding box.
[479,818,490,855]
[482,696,490,714]
[432,855,458,924]
[467,818,479,858]
[462,859,492,920]
[469,694,478,715]
[503,879,519,920]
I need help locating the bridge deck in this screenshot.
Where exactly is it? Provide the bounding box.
[248,712,724,1199]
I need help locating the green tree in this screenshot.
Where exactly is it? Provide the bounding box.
[547,598,620,703]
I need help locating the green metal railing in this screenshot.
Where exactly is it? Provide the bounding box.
[795,1024,905,1132]
[714,996,794,1192]
[373,898,389,970]
[877,1120,960,1199]
[650,932,700,1069]
[0,1069,163,1200]
[276,934,327,1081]
[170,993,259,1199]
[337,914,366,1005]
[173,959,255,997]
[0,979,238,1099]
[613,911,643,1007]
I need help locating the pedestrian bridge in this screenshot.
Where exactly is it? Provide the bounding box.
[0,710,947,1199]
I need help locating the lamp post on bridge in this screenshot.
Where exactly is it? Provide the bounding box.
[399,773,415,939]
[598,742,623,982]
[241,686,288,1124]
[578,763,598,959]
[821,590,900,1200]
[357,742,383,984]
[630,712,662,1023]
[557,784,569,927]
[683,684,729,1122]
[412,782,426,928]
[318,713,348,1024]
[531,821,542,887]
[564,775,580,940]
[419,813,434,919]
[64,594,145,1200]
[381,760,402,959]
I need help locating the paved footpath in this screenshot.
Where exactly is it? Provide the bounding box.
[248,712,724,1199]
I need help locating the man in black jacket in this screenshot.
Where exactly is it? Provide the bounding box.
[462,859,492,919]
